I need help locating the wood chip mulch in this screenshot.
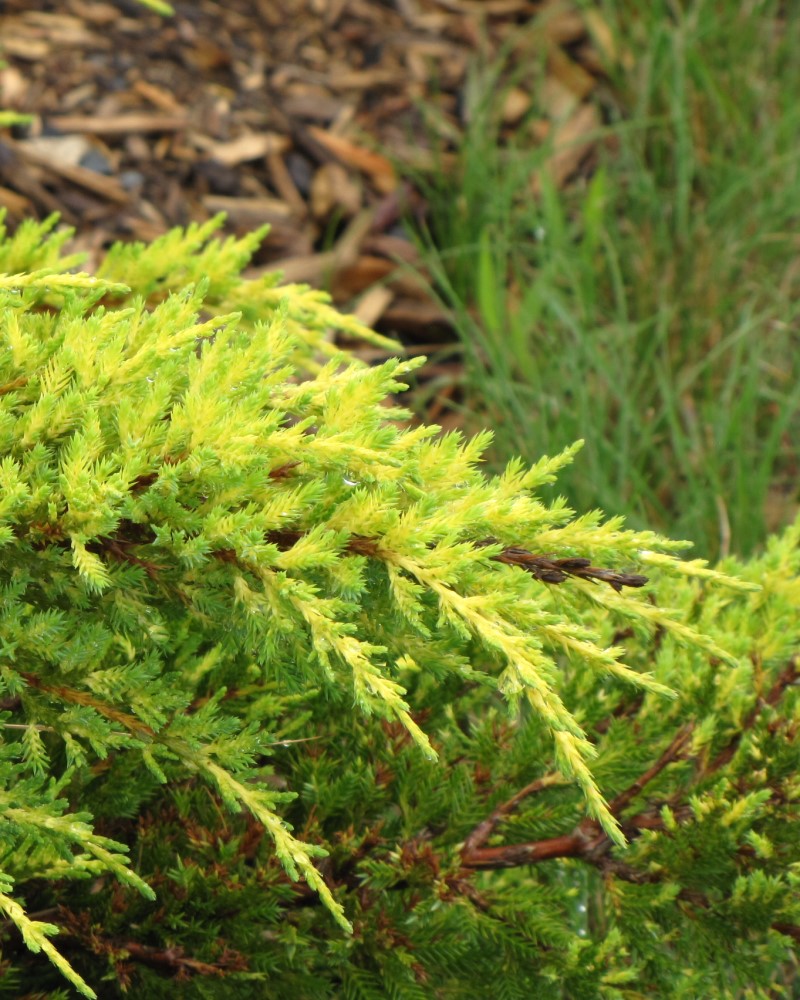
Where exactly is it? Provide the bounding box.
[1,0,617,412]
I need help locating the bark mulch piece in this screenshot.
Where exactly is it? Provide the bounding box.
[0,0,615,407]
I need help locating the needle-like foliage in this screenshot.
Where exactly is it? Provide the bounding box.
[0,215,797,998]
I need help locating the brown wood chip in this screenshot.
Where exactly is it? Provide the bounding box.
[307,126,397,194]
[47,113,189,135]
[193,132,289,166]
[16,142,130,204]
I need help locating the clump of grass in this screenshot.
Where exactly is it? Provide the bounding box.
[403,1,800,559]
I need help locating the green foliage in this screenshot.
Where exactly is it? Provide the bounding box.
[403,1,800,559]
[0,215,798,997]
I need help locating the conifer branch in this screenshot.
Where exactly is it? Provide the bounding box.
[21,671,157,743]
[19,673,350,931]
[481,543,650,591]
[118,941,241,976]
[80,523,652,594]
[461,772,567,855]
[0,374,27,395]
[461,656,799,874]
[52,908,249,979]
[705,655,799,776]
[606,722,695,816]
[461,724,695,866]
[772,923,800,943]
[0,889,96,999]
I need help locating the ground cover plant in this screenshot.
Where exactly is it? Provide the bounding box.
[405,0,800,560]
[0,215,799,997]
